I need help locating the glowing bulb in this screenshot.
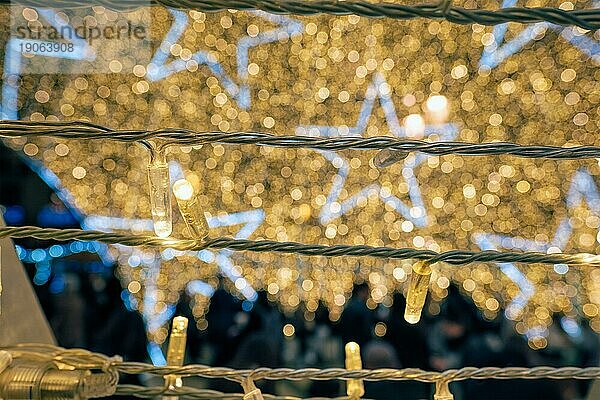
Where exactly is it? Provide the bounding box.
[147,151,172,238]
[404,114,425,138]
[173,179,209,240]
[344,342,364,398]
[164,316,188,399]
[425,95,449,123]
[404,261,433,324]
[373,148,409,168]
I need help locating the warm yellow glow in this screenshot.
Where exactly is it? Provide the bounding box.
[148,158,173,238]
[425,95,449,123]
[404,114,425,138]
[345,342,364,398]
[7,4,600,341]
[173,179,194,201]
[404,261,433,324]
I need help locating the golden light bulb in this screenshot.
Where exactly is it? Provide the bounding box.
[404,261,433,324]
[373,148,409,168]
[147,150,172,238]
[173,179,209,240]
[164,316,188,400]
[344,342,364,398]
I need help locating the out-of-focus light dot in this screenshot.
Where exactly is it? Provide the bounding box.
[128,255,141,267]
[374,322,387,337]
[31,249,46,262]
[109,60,123,73]
[554,264,569,274]
[283,323,295,337]
[516,180,531,193]
[334,294,346,306]
[48,245,63,258]
[128,281,141,294]
[561,68,576,82]
[23,143,39,156]
[393,267,406,281]
[583,303,598,317]
[463,184,476,199]
[72,166,87,179]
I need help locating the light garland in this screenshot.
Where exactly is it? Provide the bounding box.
[2,1,599,345]
[0,0,598,29]
[3,121,600,159]
[3,344,600,400]
[2,225,600,266]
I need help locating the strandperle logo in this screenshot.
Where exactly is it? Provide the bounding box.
[14,20,148,45]
[8,3,152,74]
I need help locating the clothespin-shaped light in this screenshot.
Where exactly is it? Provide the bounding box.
[147,147,173,238]
[373,148,409,168]
[163,316,188,399]
[434,380,454,400]
[345,342,364,399]
[241,378,265,400]
[404,260,433,324]
[173,179,209,240]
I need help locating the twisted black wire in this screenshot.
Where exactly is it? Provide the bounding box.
[114,363,600,382]
[2,121,600,159]
[116,385,355,399]
[6,0,600,29]
[1,225,599,266]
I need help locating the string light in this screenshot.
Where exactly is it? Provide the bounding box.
[404,261,433,324]
[2,1,599,344]
[173,179,210,240]
[164,316,188,400]
[344,342,364,399]
[147,148,173,238]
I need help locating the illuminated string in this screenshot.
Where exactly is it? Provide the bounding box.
[1,225,600,267]
[0,0,598,29]
[3,121,600,159]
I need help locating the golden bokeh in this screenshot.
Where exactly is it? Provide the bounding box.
[2,1,600,346]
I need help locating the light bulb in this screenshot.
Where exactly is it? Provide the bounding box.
[425,95,449,123]
[404,114,425,138]
[344,342,364,398]
[373,148,409,168]
[173,179,209,240]
[164,316,188,400]
[404,261,433,324]
[147,151,172,238]
[166,316,188,367]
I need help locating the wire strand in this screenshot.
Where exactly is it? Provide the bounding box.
[2,121,600,160]
[116,385,355,400]
[113,363,600,382]
[3,0,599,29]
[1,225,599,266]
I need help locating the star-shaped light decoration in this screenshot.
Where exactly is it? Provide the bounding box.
[473,168,600,346]
[296,72,459,227]
[480,0,599,70]
[146,8,302,109]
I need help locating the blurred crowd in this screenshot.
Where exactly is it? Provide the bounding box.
[30,273,600,400]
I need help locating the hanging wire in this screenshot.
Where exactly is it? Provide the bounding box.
[2,121,600,159]
[1,225,600,267]
[1,0,599,29]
